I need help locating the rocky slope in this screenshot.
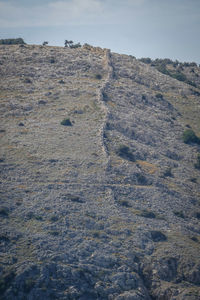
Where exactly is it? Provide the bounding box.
[0,44,200,299]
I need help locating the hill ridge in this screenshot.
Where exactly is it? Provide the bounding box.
[0,44,200,299]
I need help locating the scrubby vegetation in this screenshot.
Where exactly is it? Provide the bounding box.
[1,42,200,300]
[173,211,185,218]
[95,74,102,80]
[194,154,200,169]
[60,118,72,126]
[139,57,198,87]
[116,145,135,162]
[163,167,173,177]
[64,40,81,48]
[155,93,163,99]
[182,129,200,144]
[0,38,25,45]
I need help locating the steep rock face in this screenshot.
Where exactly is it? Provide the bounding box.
[0,44,200,299]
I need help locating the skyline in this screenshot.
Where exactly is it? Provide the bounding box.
[0,0,200,63]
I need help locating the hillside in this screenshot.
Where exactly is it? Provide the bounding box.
[0,44,200,299]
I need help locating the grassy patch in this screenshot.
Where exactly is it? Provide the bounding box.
[137,160,158,174]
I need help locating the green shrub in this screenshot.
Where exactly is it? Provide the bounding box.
[139,57,152,64]
[49,231,59,236]
[194,154,200,169]
[58,79,65,84]
[163,167,173,177]
[139,210,156,218]
[0,207,9,217]
[92,231,101,238]
[155,93,163,99]
[190,236,198,242]
[0,38,25,45]
[171,72,187,82]
[136,173,148,185]
[116,145,135,162]
[70,42,81,49]
[64,40,81,48]
[24,278,35,293]
[118,200,131,207]
[182,129,200,144]
[34,215,43,221]
[190,177,197,183]
[194,212,200,219]
[150,231,167,242]
[95,74,102,80]
[156,64,170,76]
[24,78,32,84]
[50,215,59,222]
[174,211,185,218]
[60,118,72,126]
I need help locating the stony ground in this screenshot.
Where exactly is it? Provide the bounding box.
[0,44,200,299]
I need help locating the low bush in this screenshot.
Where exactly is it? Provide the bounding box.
[50,216,59,222]
[95,74,102,80]
[0,208,9,217]
[24,78,32,84]
[118,200,131,207]
[0,38,25,45]
[182,129,200,144]
[194,212,200,219]
[139,210,156,219]
[136,173,148,185]
[155,93,163,99]
[163,167,173,177]
[173,211,185,218]
[139,57,152,64]
[58,79,65,84]
[61,118,72,126]
[116,145,135,162]
[150,231,167,242]
[190,177,197,183]
[194,154,200,169]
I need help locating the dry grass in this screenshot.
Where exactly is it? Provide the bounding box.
[137,160,158,174]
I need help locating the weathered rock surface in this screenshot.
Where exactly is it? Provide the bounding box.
[0,44,200,299]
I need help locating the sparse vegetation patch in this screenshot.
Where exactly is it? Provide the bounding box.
[116,145,135,162]
[182,129,200,144]
[194,154,200,169]
[0,38,25,45]
[95,74,102,80]
[60,118,72,126]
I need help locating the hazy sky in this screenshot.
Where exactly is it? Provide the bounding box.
[0,0,199,63]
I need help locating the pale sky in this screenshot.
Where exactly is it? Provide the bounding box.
[0,0,200,63]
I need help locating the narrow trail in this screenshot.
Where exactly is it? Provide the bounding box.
[96,49,113,169]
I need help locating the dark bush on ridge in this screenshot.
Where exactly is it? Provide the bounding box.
[0,38,25,45]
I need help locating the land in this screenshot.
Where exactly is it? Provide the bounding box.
[0,44,200,299]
